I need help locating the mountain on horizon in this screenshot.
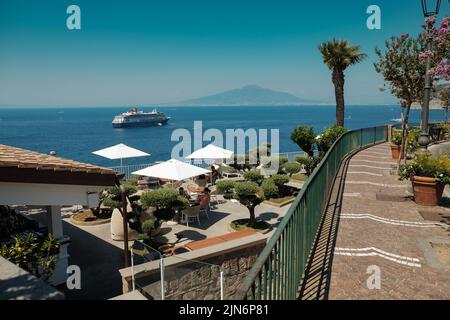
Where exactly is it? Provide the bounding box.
[163,85,324,106]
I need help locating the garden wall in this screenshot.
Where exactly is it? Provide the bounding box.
[119,234,267,300]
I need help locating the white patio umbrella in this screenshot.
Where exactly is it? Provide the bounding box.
[186,144,234,183]
[131,159,210,181]
[92,143,150,166]
[185,144,234,160]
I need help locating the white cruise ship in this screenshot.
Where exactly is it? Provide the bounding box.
[112,107,170,128]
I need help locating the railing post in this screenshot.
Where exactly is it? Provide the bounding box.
[160,257,165,300]
[374,127,377,144]
[220,271,224,300]
[131,249,135,291]
[360,128,363,148]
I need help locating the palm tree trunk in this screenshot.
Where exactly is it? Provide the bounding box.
[332,69,345,127]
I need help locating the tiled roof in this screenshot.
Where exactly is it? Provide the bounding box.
[0,144,115,175]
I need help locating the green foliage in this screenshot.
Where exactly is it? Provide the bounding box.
[407,128,421,150]
[270,174,290,187]
[0,206,38,238]
[290,126,316,157]
[319,38,367,71]
[243,170,264,185]
[391,131,403,145]
[229,155,256,171]
[374,35,426,106]
[234,181,265,208]
[317,125,347,156]
[259,156,288,174]
[141,217,158,235]
[141,189,188,221]
[295,156,321,176]
[141,189,179,210]
[234,181,260,196]
[439,87,450,109]
[0,233,60,282]
[399,153,450,184]
[261,179,279,199]
[282,162,301,176]
[103,182,139,212]
[216,180,236,193]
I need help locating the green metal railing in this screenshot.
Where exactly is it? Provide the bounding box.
[232,125,388,300]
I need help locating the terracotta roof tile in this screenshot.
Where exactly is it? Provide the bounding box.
[0,144,116,176]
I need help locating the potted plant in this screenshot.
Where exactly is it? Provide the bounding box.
[399,153,450,206]
[390,131,403,159]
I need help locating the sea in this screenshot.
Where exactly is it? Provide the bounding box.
[0,105,445,168]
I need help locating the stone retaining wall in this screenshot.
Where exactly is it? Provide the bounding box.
[119,234,267,300]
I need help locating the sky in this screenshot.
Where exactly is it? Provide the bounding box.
[0,0,449,107]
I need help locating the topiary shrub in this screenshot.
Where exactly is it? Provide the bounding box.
[282,162,302,177]
[296,155,321,176]
[234,181,265,227]
[216,180,236,199]
[290,125,316,157]
[261,179,279,199]
[259,156,289,175]
[317,125,347,156]
[270,174,290,187]
[141,189,188,221]
[243,170,264,185]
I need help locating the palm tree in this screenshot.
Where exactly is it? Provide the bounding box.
[319,39,366,127]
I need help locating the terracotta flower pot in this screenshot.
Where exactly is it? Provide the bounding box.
[411,176,445,206]
[390,144,403,159]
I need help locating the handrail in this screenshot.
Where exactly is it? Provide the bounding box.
[232,125,388,300]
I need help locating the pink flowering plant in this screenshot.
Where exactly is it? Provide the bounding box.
[420,16,450,83]
[374,34,426,160]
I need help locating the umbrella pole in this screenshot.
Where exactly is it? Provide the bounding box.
[121,185,130,268]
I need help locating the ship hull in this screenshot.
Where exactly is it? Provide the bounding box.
[112,118,169,128]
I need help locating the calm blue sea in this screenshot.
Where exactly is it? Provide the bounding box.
[0,106,445,168]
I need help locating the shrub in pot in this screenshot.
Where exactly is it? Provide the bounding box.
[390,131,403,159]
[399,153,450,206]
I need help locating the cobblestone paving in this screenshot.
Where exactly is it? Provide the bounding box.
[328,143,450,300]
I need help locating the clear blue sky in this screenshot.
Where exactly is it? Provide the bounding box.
[0,0,448,107]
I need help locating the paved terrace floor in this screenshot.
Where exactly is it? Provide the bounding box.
[326,143,450,299]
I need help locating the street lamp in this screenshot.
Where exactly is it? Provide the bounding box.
[418,0,442,151]
[421,0,442,17]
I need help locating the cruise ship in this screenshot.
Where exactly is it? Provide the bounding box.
[112,107,170,128]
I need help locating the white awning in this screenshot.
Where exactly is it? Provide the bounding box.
[131,159,210,181]
[185,144,233,160]
[92,144,150,165]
